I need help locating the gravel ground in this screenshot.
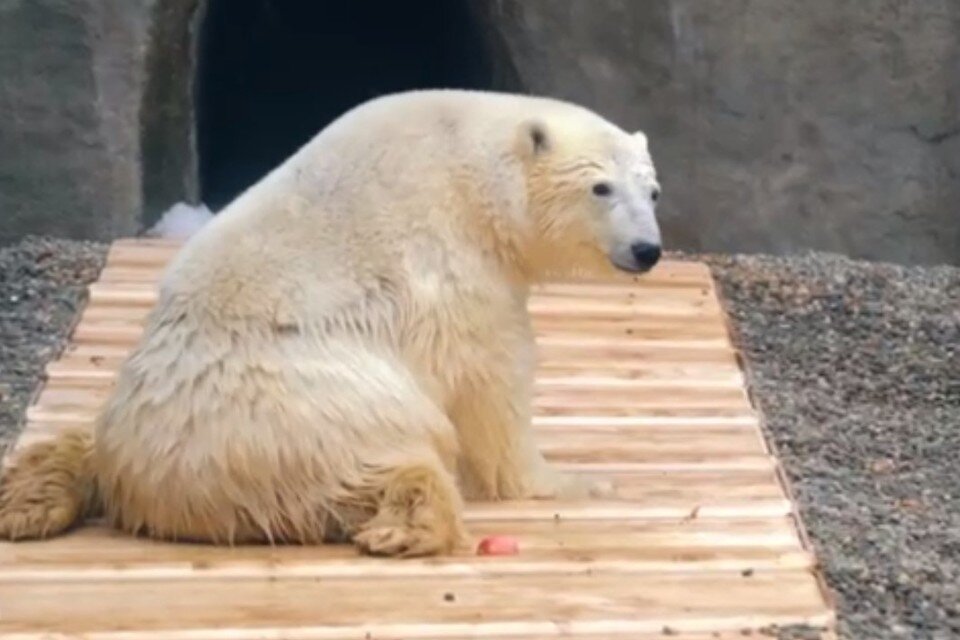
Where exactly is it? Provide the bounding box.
[705,251,959,640]
[0,237,107,445]
[0,236,957,638]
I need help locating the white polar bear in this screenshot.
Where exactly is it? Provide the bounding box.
[0,90,662,556]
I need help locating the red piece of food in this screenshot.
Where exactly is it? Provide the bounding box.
[476,535,519,556]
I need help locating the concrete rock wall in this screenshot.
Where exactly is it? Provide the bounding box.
[471,0,960,265]
[1,0,957,264]
[0,0,201,243]
[0,0,146,242]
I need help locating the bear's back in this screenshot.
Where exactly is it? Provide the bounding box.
[149,90,621,330]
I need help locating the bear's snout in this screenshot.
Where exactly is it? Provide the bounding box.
[629,241,661,272]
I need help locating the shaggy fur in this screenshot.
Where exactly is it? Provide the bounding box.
[0,90,662,556]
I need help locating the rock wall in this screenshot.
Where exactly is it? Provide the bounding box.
[0,0,144,242]
[470,0,960,265]
[0,0,201,243]
[1,0,957,264]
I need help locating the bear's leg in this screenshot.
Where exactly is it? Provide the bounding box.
[450,353,613,502]
[0,428,100,540]
[352,450,468,557]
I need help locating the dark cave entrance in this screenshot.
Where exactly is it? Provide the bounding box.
[196,0,504,210]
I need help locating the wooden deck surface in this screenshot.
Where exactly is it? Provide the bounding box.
[0,238,836,639]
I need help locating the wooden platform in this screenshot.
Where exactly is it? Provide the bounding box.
[0,238,836,639]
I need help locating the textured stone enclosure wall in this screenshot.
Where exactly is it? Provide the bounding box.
[0,0,202,242]
[469,1,960,265]
[0,0,150,241]
[1,0,957,264]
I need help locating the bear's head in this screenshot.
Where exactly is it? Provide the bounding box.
[517,114,662,277]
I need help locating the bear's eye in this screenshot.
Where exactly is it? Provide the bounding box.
[651,188,661,202]
[592,182,613,197]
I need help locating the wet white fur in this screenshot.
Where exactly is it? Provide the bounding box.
[1,90,661,552]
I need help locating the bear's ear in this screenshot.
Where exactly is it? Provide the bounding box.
[632,130,649,152]
[519,119,551,158]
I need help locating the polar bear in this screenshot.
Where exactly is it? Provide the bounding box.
[0,90,662,556]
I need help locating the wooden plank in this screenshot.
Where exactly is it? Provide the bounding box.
[533,391,752,414]
[67,317,730,348]
[0,429,789,516]
[461,498,792,523]
[0,631,820,640]
[25,415,762,438]
[534,415,759,430]
[535,280,715,299]
[103,243,182,267]
[28,375,754,403]
[25,377,753,426]
[38,414,762,432]
[94,266,722,312]
[90,272,722,299]
[54,331,739,360]
[100,241,718,286]
[79,285,724,316]
[90,266,169,283]
[527,296,720,322]
[0,517,810,580]
[9,426,779,473]
[14,418,770,475]
[25,406,758,427]
[70,321,146,345]
[436,635,831,640]
[43,369,744,391]
[45,352,746,385]
[78,293,724,323]
[87,283,160,306]
[58,342,144,359]
[99,255,715,288]
[110,237,183,248]
[0,571,831,639]
[535,429,767,462]
[14,418,771,474]
[20,414,770,465]
[533,335,736,357]
[533,317,727,339]
[101,242,715,286]
[51,337,742,371]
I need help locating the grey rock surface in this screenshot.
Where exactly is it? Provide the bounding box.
[705,250,959,639]
[0,237,106,444]
[0,0,201,244]
[472,0,960,265]
[0,0,147,242]
[1,1,958,265]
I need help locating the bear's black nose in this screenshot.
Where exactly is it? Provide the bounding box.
[630,242,662,270]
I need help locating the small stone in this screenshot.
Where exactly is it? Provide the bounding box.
[870,458,896,474]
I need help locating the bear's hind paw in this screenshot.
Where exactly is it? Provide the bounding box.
[353,525,453,558]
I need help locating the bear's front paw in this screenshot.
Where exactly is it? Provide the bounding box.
[354,525,451,558]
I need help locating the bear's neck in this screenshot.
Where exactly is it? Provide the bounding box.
[457,203,544,294]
